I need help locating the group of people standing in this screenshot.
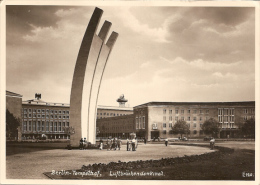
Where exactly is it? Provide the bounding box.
[79,137,88,150]
[106,137,122,151]
[126,137,138,151]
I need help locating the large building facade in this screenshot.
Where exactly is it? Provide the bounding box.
[21,94,70,140]
[20,94,133,140]
[133,101,255,140]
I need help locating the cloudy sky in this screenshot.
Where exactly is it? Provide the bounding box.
[6,5,255,107]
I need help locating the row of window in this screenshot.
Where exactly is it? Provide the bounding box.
[163,116,209,122]
[164,130,203,135]
[136,116,145,129]
[243,109,255,114]
[101,125,134,131]
[23,121,69,132]
[23,108,69,114]
[218,115,234,123]
[23,114,69,119]
[160,122,203,128]
[163,109,209,114]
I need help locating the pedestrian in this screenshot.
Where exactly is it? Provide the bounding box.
[132,137,136,151]
[135,137,138,151]
[144,137,147,144]
[210,137,215,150]
[114,137,118,150]
[99,140,103,150]
[165,138,168,146]
[126,138,129,151]
[117,137,122,150]
[79,138,83,150]
[83,138,87,150]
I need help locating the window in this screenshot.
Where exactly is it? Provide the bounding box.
[24,114,27,118]
[42,115,45,118]
[163,130,166,134]
[169,123,173,127]
[58,122,62,131]
[33,109,36,113]
[142,116,145,129]
[46,121,49,131]
[63,116,66,119]
[29,121,32,131]
[163,116,166,121]
[169,110,172,114]
[104,113,106,116]
[50,110,54,114]
[193,130,197,134]
[136,117,139,129]
[37,109,41,113]
[55,115,58,119]
[66,122,69,127]
[42,109,45,113]
[169,116,172,121]
[33,114,36,118]
[33,121,36,131]
[193,123,196,128]
[23,121,27,131]
[63,111,66,114]
[37,121,41,131]
[59,115,62,119]
[163,109,166,114]
[46,115,49,119]
[175,110,179,114]
[199,117,202,121]
[55,110,58,114]
[54,122,57,131]
[175,116,178,121]
[66,111,69,114]
[50,122,53,131]
[244,109,248,114]
[139,117,142,129]
[193,117,197,121]
[199,110,202,114]
[181,110,184,114]
[244,116,248,121]
[24,108,27,113]
[42,121,45,131]
[193,110,197,114]
[37,114,41,118]
[188,109,190,114]
[59,110,62,114]
[187,117,191,121]
[163,123,166,128]
[110,113,113,116]
[46,109,49,114]
[28,109,32,112]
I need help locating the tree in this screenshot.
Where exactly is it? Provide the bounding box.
[201,118,221,137]
[172,120,190,138]
[6,109,20,139]
[241,118,255,138]
[63,126,75,146]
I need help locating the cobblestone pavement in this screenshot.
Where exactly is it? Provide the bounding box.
[6,143,214,179]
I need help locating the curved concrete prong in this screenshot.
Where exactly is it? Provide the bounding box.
[98,21,112,41]
[70,7,118,146]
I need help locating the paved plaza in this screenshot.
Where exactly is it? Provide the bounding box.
[6,143,214,179]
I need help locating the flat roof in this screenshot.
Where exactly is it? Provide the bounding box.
[134,101,255,108]
[22,99,69,107]
[97,105,133,111]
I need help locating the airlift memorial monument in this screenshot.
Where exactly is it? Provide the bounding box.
[69,7,118,146]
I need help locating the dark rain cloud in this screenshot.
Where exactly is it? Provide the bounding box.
[6,5,74,45]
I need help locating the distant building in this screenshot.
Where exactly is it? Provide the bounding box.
[21,93,70,140]
[133,101,255,140]
[6,91,23,140]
